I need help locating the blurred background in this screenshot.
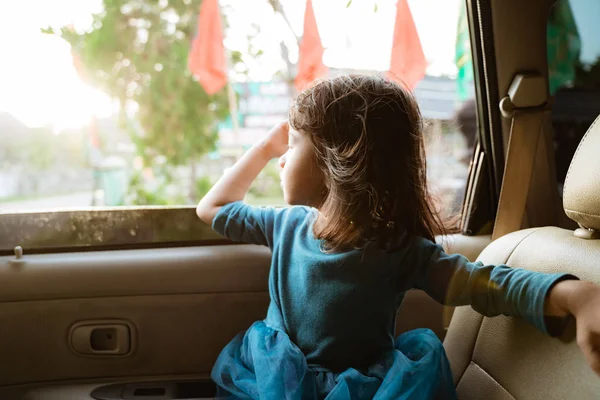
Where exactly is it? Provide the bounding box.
[0,0,596,217]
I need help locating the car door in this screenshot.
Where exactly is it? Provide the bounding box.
[0,0,499,398]
[0,217,492,399]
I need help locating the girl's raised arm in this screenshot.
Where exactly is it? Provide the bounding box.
[196,122,289,225]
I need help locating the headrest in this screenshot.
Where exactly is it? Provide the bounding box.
[563,115,600,231]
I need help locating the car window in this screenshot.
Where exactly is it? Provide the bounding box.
[548,0,600,196]
[0,0,477,251]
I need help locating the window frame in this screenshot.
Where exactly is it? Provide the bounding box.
[459,0,504,235]
[0,0,506,253]
[0,207,228,256]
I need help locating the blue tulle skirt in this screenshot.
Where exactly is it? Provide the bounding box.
[211,321,457,400]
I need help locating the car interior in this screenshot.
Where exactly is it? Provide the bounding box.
[0,0,599,399]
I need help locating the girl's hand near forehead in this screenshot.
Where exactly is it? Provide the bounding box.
[196,121,289,224]
[262,121,290,159]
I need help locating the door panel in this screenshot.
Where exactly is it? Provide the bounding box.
[0,293,267,386]
[0,245,270,302]
[0,236,489,397]
[0,245,271,397]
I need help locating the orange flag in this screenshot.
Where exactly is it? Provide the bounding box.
[188,0,227,95]
[388,0,427,90]
[295,0,328,92]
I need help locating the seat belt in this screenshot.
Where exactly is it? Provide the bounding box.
[492,74,549,241]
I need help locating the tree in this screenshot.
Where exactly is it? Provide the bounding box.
[46,0,232,201]
[44,0,306,205]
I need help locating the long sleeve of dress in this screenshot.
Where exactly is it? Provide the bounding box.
[213,201,280,248]
[410,236,577,336]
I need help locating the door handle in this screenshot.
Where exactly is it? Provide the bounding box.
[69,319,136,356]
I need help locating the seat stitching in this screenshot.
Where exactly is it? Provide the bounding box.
[453,313,484,385]
[564,208,600,218]
[563,115,600,198]
[504,228,544,266]
[466,361,517,400]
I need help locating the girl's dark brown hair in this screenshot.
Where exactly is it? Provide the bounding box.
[289,74,456,252]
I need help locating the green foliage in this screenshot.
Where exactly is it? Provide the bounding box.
[125,170,170,205]
[125,167,188,206]
[40,0,297,206]
[195,175,213,199]
[248,160,283,199]
[125,166,213,206]
[48,0,230,169]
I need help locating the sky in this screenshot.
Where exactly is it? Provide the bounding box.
[1,0,597,132]
[0,0,110,130]
[222,0,461,79]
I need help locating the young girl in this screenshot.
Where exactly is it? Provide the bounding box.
[197,75,600,399]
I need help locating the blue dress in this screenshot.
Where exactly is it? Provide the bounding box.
[211,202,571,399]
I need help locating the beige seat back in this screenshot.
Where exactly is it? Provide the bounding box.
[444,115,600,399]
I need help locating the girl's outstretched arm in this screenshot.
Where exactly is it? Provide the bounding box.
[411,237,600,376]
[196,122,289,225]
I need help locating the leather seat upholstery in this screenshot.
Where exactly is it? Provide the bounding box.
[443,115,600,399]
